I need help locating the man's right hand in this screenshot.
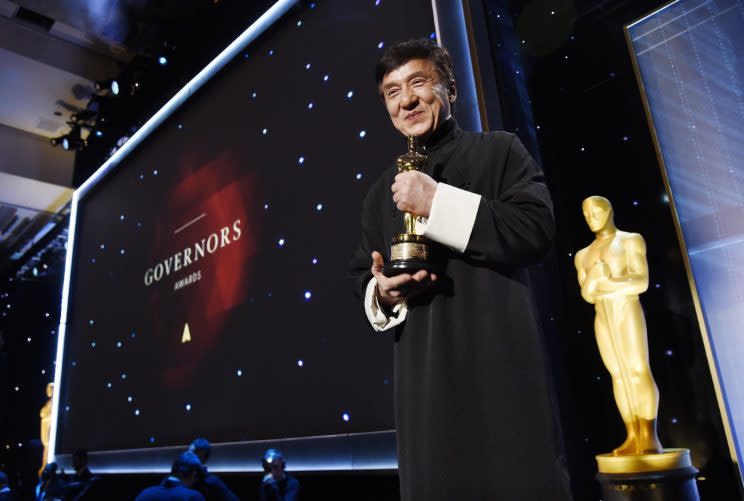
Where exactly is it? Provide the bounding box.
[371,251,437,308]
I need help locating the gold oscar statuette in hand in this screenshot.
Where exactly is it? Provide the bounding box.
[575,195,692,474]
[383,136,434,277]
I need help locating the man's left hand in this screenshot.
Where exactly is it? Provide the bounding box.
[391,171,437,218]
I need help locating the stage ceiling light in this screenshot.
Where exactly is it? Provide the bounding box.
[95,79,120,96]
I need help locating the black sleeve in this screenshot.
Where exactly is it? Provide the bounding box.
[283,477,300,501]
[348,178,387,300]
[464,134,555,266]
[259,481,278,501]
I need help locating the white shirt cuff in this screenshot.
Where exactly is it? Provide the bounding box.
[364,277,408,332]
[415,182,481,253]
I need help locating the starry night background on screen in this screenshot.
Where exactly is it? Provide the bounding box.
[55,0,436,453]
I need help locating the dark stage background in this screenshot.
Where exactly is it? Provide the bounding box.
[1,0,742,499]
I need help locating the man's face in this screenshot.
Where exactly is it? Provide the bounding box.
[582,199,612,233]
[381,58,453,139]
[269,460,285,481]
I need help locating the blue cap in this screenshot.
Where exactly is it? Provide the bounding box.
[189,438,211,454]
[264,448,284,463]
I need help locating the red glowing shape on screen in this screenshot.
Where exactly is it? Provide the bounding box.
[147,152,260,388]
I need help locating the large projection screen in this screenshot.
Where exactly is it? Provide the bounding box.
[49,0,482,473]
[626,0,744,481]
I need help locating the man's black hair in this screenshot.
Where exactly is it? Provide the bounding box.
[189,437,211,463]
[375,38,455,93]
[73,449,88,461]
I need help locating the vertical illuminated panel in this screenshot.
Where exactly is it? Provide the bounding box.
[627,0,744,482]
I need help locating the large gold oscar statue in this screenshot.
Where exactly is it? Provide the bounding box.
[39,382,53,476]
[575,196,691,475]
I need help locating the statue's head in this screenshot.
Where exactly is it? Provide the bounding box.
[582,196,614,233]
[46,382,54,398]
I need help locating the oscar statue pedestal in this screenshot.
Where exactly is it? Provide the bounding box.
[596,448,699,501]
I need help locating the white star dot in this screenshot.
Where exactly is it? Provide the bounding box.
[359,130,366,138]
[298,156,305,164]
[297,360,304,367]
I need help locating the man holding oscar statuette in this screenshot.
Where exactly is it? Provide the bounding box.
[349,38,572,500]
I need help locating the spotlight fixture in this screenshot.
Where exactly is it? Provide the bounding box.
[158,56,168,66]
[94,78,120,96]
[62,136,83,151]
[61,127,84,151]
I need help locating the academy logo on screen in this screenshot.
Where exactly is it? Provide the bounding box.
[143,218,242,290]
